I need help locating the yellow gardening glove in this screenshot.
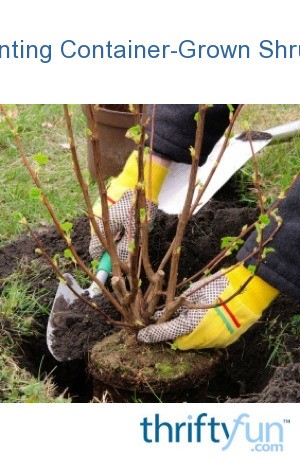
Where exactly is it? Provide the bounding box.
[89,151,169,262]
[138,265,279,349]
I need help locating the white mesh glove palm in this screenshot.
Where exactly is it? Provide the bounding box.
[138,266,279,350]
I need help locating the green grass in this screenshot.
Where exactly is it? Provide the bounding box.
[1,104,300,402]
[234,105,300,206]
[263,314,300,366]
[0,354,71,403]
[1,262,50,338]
[0,262,71,402]
[0,104,97,244]
[0,104,94,402]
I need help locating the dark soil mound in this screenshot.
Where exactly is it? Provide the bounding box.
[1,182,299,402]
[0,218,90,283]
[48,292,120,362]
[226,363,300,403]
[218,294,300,403]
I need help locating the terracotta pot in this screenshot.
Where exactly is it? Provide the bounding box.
[82,105,138,181]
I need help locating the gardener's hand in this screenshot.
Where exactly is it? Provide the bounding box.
[137,265,279,350]
[89,151,169,262]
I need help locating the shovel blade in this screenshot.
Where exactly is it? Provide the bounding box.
[158,135,271,215]
[46,273,84,361]
[158,120,300,215]
[54,273,84,305]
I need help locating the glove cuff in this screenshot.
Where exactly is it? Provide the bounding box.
[144,159,169,204]
[113,151,139,190]
[113,151,169,204]
[221,265,279,315]
[174,265,279,350]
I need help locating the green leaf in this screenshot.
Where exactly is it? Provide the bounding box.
[262,247,276,259]
[170,342,179,350]
[189,146,196,158]
[255,222,262,240]
[220,236,244,251]
[247,264,256,275]
[52,253,60,267]
[33,153,49,166]
[259,213,270,227]
[91,259,99,274]
[263,247,275,255]
[61,222,73,234]
[128,241,136,253]
[139,208,146,223]
[125,124,141,144]
[63,248,76,263]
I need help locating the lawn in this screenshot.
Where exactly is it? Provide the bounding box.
[0,105,95,244]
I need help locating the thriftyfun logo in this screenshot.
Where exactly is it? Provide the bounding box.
[140,413,287,452]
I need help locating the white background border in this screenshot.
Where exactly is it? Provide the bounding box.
[1,0,300,102]
[1,2,299,459]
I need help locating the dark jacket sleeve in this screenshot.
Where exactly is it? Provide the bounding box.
[237,174,300,300]
[145,104,238,166]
